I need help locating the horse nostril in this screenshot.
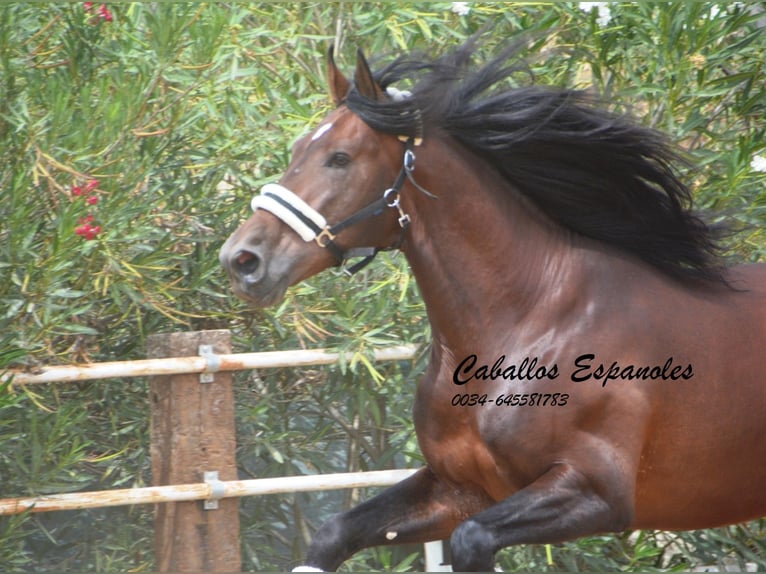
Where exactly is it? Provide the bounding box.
[234,249,261,277]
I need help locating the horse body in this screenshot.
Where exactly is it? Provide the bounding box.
[404,134,766,534]
[220,43,766,570]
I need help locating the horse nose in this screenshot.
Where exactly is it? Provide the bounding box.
[233,249,262,277]
[220,242,264,283]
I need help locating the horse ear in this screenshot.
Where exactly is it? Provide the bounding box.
[354,48,386,101]
[327,45,350,106]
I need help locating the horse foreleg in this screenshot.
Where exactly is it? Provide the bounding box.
[292,466,490,572]
[450,462,633,572]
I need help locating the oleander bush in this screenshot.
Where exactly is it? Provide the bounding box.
[1,2,764,571]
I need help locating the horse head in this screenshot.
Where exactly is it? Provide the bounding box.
[219,49,411,306]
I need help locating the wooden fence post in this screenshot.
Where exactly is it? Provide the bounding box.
[148,329,241,572]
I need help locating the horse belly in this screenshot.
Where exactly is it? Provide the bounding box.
[630,277,766,529]
[634,382,766,529]
[634,455,766,530]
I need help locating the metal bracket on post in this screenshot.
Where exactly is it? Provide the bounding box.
[203,470,225,510]
[199,344,221,383]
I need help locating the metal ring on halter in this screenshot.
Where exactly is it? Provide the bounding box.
[315,228,336,248]
[383,188,400,208]
[403,149,416,173]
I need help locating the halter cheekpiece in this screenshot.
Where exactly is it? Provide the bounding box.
[251,137,424,275]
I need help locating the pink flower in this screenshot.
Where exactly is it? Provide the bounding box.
[72,178,104,240]
[98,4,113,22]
[75,223,101,240]
[84,2,94,10]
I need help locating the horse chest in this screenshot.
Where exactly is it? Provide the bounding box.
[413,378,546,501]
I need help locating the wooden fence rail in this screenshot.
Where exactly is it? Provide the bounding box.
[0,469,419,515]
[0,331,445,572]
[1,344,418,385]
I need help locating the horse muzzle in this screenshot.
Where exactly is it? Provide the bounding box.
[219,236,291,307]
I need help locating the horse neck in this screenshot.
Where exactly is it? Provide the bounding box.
[400,137,584,352]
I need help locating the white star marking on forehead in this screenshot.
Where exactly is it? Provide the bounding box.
[311,122,334,142]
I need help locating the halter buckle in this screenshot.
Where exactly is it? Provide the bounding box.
[403,149,416,173]
[315,227,336,247]
[384,188,399,208]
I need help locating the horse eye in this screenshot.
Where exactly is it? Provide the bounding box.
[326,152,351,168]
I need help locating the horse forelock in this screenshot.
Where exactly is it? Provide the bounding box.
[342,38,732,287]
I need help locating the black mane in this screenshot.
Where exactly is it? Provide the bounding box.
[344,39,729,286]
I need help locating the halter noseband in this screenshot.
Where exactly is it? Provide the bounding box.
[251,137,425,275]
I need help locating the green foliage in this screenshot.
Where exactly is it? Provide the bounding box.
[0,2,764,571]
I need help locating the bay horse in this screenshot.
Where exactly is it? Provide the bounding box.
[220,39,766,571]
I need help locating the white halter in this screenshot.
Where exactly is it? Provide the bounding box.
[251,183,327,243]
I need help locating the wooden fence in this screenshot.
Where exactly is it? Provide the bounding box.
[0,330,450,572]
